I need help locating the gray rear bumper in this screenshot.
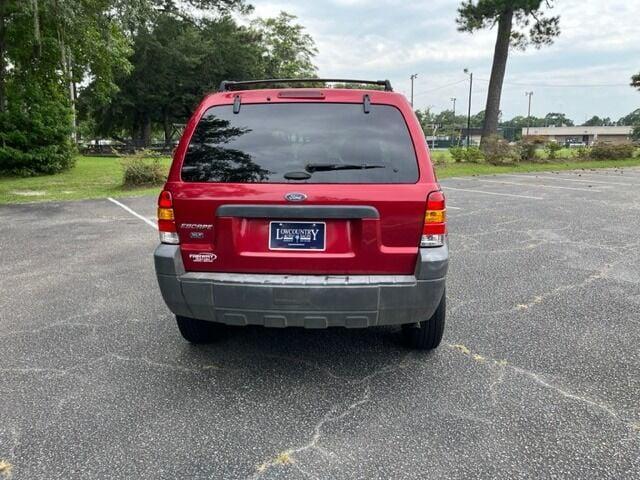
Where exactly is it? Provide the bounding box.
[154,245,447,328]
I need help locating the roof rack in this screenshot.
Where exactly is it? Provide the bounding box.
[218,78,393,92]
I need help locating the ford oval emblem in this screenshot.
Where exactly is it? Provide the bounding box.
[284,192,307,202]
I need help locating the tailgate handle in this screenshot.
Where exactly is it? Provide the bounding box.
[216,205,379,219]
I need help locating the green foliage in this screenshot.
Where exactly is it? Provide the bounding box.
[632,125,640,142]
[80,10,317,146]
[544,112,574,127]
[416,108,484,138]
[121,152,167,187]
[0,0,136,176]
[434,157,640,180]
[589,143,636,160]
[501,113,574,131]
[619,109,640,126]
[518,136,545,162]
[582,115,614,127]
[0,83,74,176]
[457,1,560,49]
[449,146,484,163]
[481,135,520,165]
[632,73,640,91]
[544,141,563,160]
[575,147,591,160]
[253,12,317,78]
[448,146,465,163]
[429,151,448,166]
[332,83,385,90]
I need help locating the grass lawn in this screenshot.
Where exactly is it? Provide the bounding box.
[0,156,171,204]
[1,153,640,205]
[434,157,640,178]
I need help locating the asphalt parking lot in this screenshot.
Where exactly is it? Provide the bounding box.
[1,168,639,479]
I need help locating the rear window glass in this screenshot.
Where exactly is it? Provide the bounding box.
[181,103,418,183]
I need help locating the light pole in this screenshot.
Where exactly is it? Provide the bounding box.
[450,97,458,146]
[464,68,473,148]
[525,91,534,137]
[410,73,418,107]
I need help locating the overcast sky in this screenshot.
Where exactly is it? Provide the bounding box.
[249,0,640,123]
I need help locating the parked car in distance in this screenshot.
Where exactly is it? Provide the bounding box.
[154,78,448,350]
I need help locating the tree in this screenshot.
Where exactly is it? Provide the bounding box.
[252,12,317,78]
[618,108,640,126]
[457,0,560,148]
[544,112,573,127]
[0,0,132,175]
[80,10,318,146]
[415,108,435,130]
[582,115,613,127]
[0,81,74,175]
[619,108,640,142]
[632,72,640,91]
[80,15,263,146]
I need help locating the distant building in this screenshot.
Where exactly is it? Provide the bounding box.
[459,127,483,146]
[458,127,513,146]
[522,126,633,146]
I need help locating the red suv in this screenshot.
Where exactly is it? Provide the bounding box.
[154,79,448,350]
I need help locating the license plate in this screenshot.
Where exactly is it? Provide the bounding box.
[269,221,326,251]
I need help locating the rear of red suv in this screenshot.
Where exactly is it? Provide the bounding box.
[154,79,448,349]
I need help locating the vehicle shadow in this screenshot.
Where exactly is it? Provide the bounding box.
[172,324,430,385]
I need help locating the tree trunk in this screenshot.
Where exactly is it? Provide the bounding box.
[57,18,77,142]
[33,0,41,56]
[142,112,151,147]
[480,8,513,148]
[163,110,171,147]
[0,1,6,113]
[66,53,77,143]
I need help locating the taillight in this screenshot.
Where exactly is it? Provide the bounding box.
[421,190,447,247]
[157,190,179,244]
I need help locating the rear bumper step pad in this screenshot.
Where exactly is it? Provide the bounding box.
[154,244,447,328]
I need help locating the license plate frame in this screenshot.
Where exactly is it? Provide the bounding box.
[269,221,326,251]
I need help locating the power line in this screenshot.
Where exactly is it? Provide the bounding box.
[412,78,468,99]
[475,78,628,88]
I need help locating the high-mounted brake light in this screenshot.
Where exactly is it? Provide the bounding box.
[157,190,179,244]
[277,90,325,99]
[421,190,447,248]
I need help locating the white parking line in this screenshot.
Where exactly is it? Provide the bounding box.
[475,179,602,193]
[444,186,543,200]
[108,197,158,230]
[501,173,635,187]
[447,206,462,210]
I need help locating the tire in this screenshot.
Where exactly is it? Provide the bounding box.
[175,315,224,344]
[402,289,446,350]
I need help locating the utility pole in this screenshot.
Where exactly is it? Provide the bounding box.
[525,91,533,137]
[410,73,418,107]
[464,69,473,148]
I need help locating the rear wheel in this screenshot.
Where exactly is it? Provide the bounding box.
[402,290,446,350]
[175,315,224,344]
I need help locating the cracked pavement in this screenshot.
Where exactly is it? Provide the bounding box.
[1,168,639,479]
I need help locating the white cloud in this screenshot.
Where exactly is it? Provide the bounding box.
[249,0,640,119]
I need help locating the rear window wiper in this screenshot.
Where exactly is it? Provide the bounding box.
[305,163,386,172]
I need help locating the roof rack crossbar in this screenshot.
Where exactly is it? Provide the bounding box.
[219,78,393,92]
